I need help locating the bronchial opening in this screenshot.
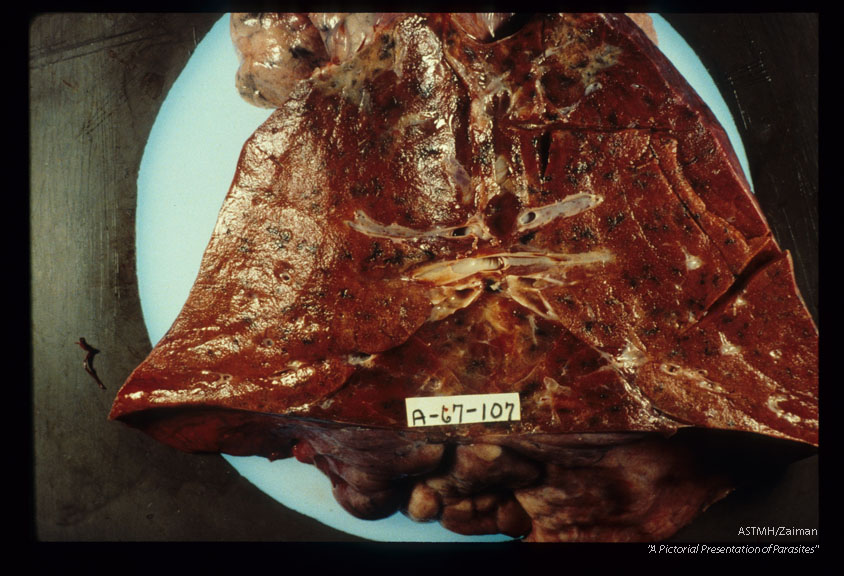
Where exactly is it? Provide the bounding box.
[516,193,604,231]
[411,248,613,323]
[346,211,492,243]
[348,192,603,246]
[347,191,609,324]
[411,250,613,286]
[519,211,537,225]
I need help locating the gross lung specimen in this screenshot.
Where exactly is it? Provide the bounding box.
[111,13,818,541]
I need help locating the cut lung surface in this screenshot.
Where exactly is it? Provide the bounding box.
[111,13,818,541]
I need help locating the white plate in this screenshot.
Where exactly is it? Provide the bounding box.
[136,14,752,542]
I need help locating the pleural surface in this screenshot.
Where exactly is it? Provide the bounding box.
[111,12,818,456]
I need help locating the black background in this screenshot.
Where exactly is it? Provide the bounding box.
[29,12,818,547]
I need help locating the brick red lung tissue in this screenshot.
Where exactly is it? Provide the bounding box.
[110,13,818,542]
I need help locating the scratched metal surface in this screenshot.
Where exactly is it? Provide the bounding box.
[30,13,818,543]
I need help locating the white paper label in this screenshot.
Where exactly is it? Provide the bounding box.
[405,393,521,427]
